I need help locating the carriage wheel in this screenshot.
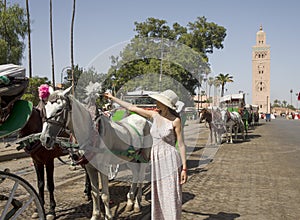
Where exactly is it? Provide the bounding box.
[0,170,45,220]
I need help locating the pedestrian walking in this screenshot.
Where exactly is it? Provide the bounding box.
[104,89,188,220]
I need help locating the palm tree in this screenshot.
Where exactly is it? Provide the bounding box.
[282,100,287,107]
[215,73,233,97]
[25,0,32,78]
[49,0,55,89]
[70,0,76,94]
[207,76,214,103]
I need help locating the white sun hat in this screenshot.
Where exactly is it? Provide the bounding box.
[149,89,184,112]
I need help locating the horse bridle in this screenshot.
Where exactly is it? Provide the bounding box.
[44,96,72,136]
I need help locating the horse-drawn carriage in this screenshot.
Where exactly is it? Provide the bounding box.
[0,64,46,219]
[1,63,155,219]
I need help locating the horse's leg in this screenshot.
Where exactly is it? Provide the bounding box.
[45,160,56,220]
[235,125,238,141]
[85,163,101,220]
[230,125,234,143]
[241,121,246,140]
[124,162,137,212]
[225,127,229,143]
[99,172,112,219]
[83,166,92,201]
[133,163,148,212]
[126,162,144,212]
[245,120,248,138]
[32,161,45,219]
[209,124,213,144]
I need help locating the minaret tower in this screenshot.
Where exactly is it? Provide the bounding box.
[252,25,271,113]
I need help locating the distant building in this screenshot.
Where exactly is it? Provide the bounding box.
[252,25,271,113]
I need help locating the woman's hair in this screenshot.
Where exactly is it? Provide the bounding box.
[169,107,181,119]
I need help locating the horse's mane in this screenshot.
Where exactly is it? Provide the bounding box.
[47,90,63,103]
[68,95,101,152]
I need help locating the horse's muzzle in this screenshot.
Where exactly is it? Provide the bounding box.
[40,134,55,150]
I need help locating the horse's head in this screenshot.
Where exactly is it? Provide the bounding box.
[40,87,72,150]
[220,108,229,122]
[199,108,210,123]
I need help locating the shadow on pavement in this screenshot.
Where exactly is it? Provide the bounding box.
[182,210,240,220]
[55,202,92,219]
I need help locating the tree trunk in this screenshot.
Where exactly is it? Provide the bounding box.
[70,0,76,95]
[221,84,225,97]
[50,0,55,89]
[26,0,32,78]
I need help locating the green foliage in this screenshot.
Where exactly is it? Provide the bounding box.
[22,76,51,106]
[134,17,226,61]
[0,2,28,64]
[215,73,234,97]
[74,66,106,103]
[102,16,226,105]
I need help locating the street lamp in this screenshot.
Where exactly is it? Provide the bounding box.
[60,66,72,84]
[290,89,293,107]
[197,74,204,112]
[296,93,299,110]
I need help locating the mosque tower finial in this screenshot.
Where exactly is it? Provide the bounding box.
[260,24,263,31]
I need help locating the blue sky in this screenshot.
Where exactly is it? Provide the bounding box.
[11,0,300,106]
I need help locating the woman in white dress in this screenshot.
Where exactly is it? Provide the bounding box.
[104,89,187,220]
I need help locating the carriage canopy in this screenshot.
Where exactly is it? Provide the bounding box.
[0,64,31,137]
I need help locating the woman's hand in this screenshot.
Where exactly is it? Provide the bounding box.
[104,92,113,100]
[180,169,188,184]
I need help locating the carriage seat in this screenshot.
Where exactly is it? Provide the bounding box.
[0,64,29,124]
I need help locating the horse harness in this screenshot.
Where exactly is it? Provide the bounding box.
[44,96,72,137]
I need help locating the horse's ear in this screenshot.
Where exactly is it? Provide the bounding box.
[49,86,54,94]
[63,86,72,96]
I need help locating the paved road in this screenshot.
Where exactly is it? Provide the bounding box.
[182,117,300,220]
[1,118,300,219]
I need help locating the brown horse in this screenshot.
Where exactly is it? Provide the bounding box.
[18,106,91,219]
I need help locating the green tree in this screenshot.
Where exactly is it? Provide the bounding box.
[22,77,51,106]
[183,16,227,61]
[105,17,225,98]
[215,73,233,97]
[0,1,28,64]
[282,100,287,107]
[273,99,281,107]
[134,16,227,62]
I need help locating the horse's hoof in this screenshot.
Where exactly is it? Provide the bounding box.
[125,204,133,212]
[46,213,56,220]
[84,193,92,201]
[31,212,39,219]
[133,206,141,213]
[90,215,101,220]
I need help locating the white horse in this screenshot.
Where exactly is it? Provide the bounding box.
[40,87,152,220]
[220,109,245,143]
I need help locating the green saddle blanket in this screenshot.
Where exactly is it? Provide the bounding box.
[0,100,33,138]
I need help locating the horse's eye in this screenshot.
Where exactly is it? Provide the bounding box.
[56,108,63,114]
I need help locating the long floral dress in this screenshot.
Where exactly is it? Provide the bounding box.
[150,113,182,220]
